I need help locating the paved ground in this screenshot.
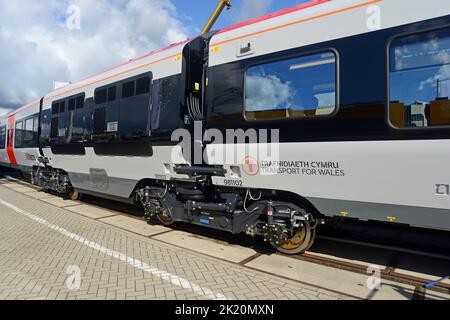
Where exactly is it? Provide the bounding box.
[1,177,449,301]
[0,182,349,300]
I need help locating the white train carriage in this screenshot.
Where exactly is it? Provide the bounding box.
[1,0,450,254]
[0,101,41,175]
[0,117,8,166]
[37,39,192,199]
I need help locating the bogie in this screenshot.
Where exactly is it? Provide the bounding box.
[137,180,319,255]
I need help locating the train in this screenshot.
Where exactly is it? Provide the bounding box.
[1,0,450,254]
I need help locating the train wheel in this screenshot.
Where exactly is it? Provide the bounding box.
[156,210,175,226]
[68,190,81,201]
[272,224,313,255]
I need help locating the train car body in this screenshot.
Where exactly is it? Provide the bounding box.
[37,39,193,199]
[0,101,41,174]
[1,0,450,254]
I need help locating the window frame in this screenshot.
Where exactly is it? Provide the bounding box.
[386,24,450,131]
[243,48,340,123]
[91,71,153,143]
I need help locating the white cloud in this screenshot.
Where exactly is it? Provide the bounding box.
[0,0,188,109]
[246,74,294,111]
[0,108,12,117]
[419,64,450,92]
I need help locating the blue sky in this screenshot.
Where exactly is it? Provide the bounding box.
[175,0,310,33]
[0,0,311,113]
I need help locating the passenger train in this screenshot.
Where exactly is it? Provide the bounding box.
[1,0,450,254]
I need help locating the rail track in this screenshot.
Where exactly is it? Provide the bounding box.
[1,171,449,299]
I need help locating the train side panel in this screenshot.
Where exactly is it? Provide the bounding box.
[39,42,191,200]
[206,0,450,230]
[0,117,9,167]
[10,102,42,174]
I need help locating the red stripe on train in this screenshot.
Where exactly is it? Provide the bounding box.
[6,116,17,165]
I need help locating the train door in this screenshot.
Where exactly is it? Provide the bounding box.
[182,35,211,165]
[0,124,7,164]
[6,116,17,165]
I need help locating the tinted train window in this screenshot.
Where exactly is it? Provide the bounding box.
[95,88,107,104]
[52,102,59,115]
[136,76,150,95]
[389,28,450,128]
[68,97,76,111]
[245,52,337,121]
[76,95,85,109]
[15,121,23,148]
[22,117,38,148]
[122,80,135,98]
[108,87,116,102]
[0,127,6,149]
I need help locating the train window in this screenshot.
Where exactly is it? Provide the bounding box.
[136,76,150,95]
[0,127,6,149]
[122,80,135,98]
[389,28,450,128]
[15,121,23,148]
[50,118,58,139]
[59,101,66,113]
[76,95,84,109]
[95,88,107,104]
[68,98,76,111]
[33,116,39,132]
[23,118,35,148]
[108,87,116,102]
[244,52,337,121]
[52,102,59,115]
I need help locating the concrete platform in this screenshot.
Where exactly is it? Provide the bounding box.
[425,290,450,300]
[394,253,450,286]
[7,186,37,193]
[153,230,258,264]
[26,191,56,200]
[246,254,416,300]
[66,204,117,220]
[41,197,80,208]
[2,182,21,188]
[98,215,169,237]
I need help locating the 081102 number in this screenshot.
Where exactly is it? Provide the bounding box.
[223,179,243,187]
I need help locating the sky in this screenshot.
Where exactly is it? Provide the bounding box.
[0,0,310,116]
